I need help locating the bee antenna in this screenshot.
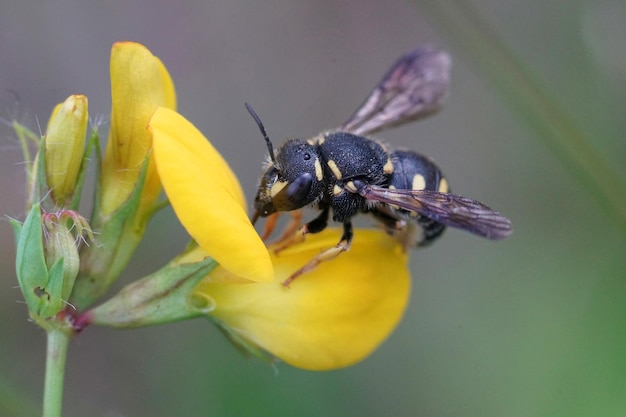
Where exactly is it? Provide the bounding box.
[245,102,276,164]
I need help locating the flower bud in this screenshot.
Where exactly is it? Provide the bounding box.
[14,205,93,321]
[45,95,88,206]
[42,210,92,302]
[100,42,176,217]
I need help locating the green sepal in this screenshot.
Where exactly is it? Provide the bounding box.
[87,255,218,328]
[15,204,49,313]
[71,151,151,310]
[67,128,99,211]
[14,204,66,321]
[86,129,103,221]
[29,136,49,210]
[39,257,66,318]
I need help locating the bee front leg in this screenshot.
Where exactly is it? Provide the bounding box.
[281,220,353,287]
[259,212,280,241]
[260,210,304,242]
[272,206,329,254]
[272,210,303,242]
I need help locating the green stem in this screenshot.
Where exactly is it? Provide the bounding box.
[43,328,70,417]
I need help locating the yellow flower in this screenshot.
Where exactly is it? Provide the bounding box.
[150,107,410,370]
[100,42,176,217]
[149,107,272,282]
[71,42,177,309]
[193,229,410,370]
[44,95,88,205]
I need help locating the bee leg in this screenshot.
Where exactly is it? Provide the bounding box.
[371,209,407,234]
[260,212,280,241]
[281,220,353,287]
[371,209,416,250]
[267,210,303,244]
[273,206,329,254]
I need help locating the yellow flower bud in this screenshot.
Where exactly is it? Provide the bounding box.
[45,95,88,205]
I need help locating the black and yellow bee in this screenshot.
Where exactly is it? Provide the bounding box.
[247,46,512,285]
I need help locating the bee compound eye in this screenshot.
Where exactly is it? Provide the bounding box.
[273,172,314,210]
[286,173,313,200]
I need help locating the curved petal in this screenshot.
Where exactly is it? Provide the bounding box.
[100,41,177,216]
[194,228,410,370]
[150,107,273,282]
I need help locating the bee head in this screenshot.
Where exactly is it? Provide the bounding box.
[246,104,324,219]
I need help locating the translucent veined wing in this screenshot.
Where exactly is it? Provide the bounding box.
[341,46,451,136]
[359,185,513,240]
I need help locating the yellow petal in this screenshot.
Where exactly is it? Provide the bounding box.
[100,41,177,216]
[194,228,410,370]
[45,95,88,204]
[45,103,63,131]
[150,107,272,282]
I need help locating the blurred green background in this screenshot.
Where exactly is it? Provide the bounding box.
[1,1,625,416]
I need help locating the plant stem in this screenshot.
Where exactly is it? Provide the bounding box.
[43,328,70,417]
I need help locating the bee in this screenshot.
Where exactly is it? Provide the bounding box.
[247,46,513,286]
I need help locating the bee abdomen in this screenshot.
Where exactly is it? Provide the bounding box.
[388,149,446,193]
[387,149,448,246]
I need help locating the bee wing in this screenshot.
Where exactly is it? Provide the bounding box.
[359,185,513,240]
[341,46,451,136]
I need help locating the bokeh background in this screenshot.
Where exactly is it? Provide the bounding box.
[1,1,625,416]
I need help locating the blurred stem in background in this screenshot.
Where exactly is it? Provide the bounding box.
[416,0,626,233]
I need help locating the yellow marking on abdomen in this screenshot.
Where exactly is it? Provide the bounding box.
[412,174,426,191]
[384,157,394,174]
[438,178,449,193]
